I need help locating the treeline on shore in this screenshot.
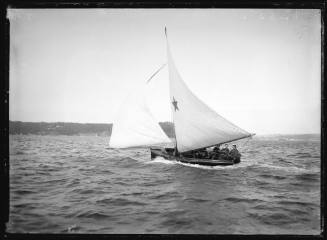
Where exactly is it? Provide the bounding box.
[9,121,176,138]
[9,121,319,140]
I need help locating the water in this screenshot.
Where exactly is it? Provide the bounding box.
[8,135,320,234]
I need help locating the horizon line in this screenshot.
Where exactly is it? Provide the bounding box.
[9,120,320,136]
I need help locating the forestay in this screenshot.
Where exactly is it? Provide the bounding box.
[166,29,251,153]
[109,84,171,148]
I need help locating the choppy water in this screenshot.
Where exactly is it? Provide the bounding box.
[8,135,320,234]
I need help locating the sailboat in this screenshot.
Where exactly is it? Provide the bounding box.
[109,27,254,166]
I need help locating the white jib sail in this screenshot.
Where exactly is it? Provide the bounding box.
[166,29,251,152]
[109,84,171,148]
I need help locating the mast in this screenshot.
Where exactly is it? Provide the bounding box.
[165,27,178,154]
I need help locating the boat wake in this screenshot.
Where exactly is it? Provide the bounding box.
[178,161,256,170]
[257,163,319,174]
[149,156,257,170]
[146,157,177,165]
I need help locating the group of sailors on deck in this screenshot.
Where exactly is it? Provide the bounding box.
[182,144,241,161]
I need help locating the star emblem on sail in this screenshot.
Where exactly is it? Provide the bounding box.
[172,97,179,111]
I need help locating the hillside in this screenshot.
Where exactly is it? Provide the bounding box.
[9,121,319,141]
[9,121,176,138]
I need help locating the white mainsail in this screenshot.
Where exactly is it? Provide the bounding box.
[165,28,251,153]
[109,83,171,148]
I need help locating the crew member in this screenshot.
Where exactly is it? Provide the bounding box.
[213,144,220,153]
[210,144,220,159]
[229,144,241,161]
[197,148,208,158]
[220,144,230,159]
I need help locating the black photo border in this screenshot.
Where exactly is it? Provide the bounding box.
[0,0,325,240]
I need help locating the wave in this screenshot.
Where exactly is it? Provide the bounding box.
[68,187,98,195]
[258,174,288,180]
[13,202,38,210]
[158,217,192,228]
[297,155,314,159]
[256,163,315,174]
[294,172,320,182]
[112,157,147,168]
[149,191,181,200]
[182,197,210,203]
[276,200,317,208]
[12,189,37,195]
[252,203,313,217]
[112,181,130,186]
[96,197,147,206]
[248,212,295,225]
[41,178,69,184]
[14,151,25,155]
[121,191,145,196]
[224,197,265,204]
[276,157,294,164]
[287,152,319,159]
[73,210,112,220]
[65,179,80,188]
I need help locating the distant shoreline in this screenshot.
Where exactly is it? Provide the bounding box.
[9,121,319,139]
[9,121,176,138]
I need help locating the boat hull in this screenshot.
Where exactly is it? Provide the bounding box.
[150,147,239,166]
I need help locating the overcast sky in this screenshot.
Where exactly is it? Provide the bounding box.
[8,9,320,134]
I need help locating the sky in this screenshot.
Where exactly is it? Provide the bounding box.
[8,9,321,134]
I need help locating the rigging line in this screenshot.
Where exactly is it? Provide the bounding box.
[239,136,251,148]
[146,63,167,84]
[242,133,255,147]
[119,63,164,111]
[181,134,253,154]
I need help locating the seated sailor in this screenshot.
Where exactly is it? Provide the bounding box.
[194,150,200,158]
[182,150,195,158]
[203,148,209,158]
[210,144,220,159]
[213,144,220,153]
[194,148,208,159]
[229,144,241,160]
[220,144,230,158]
[200,148,209,158]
